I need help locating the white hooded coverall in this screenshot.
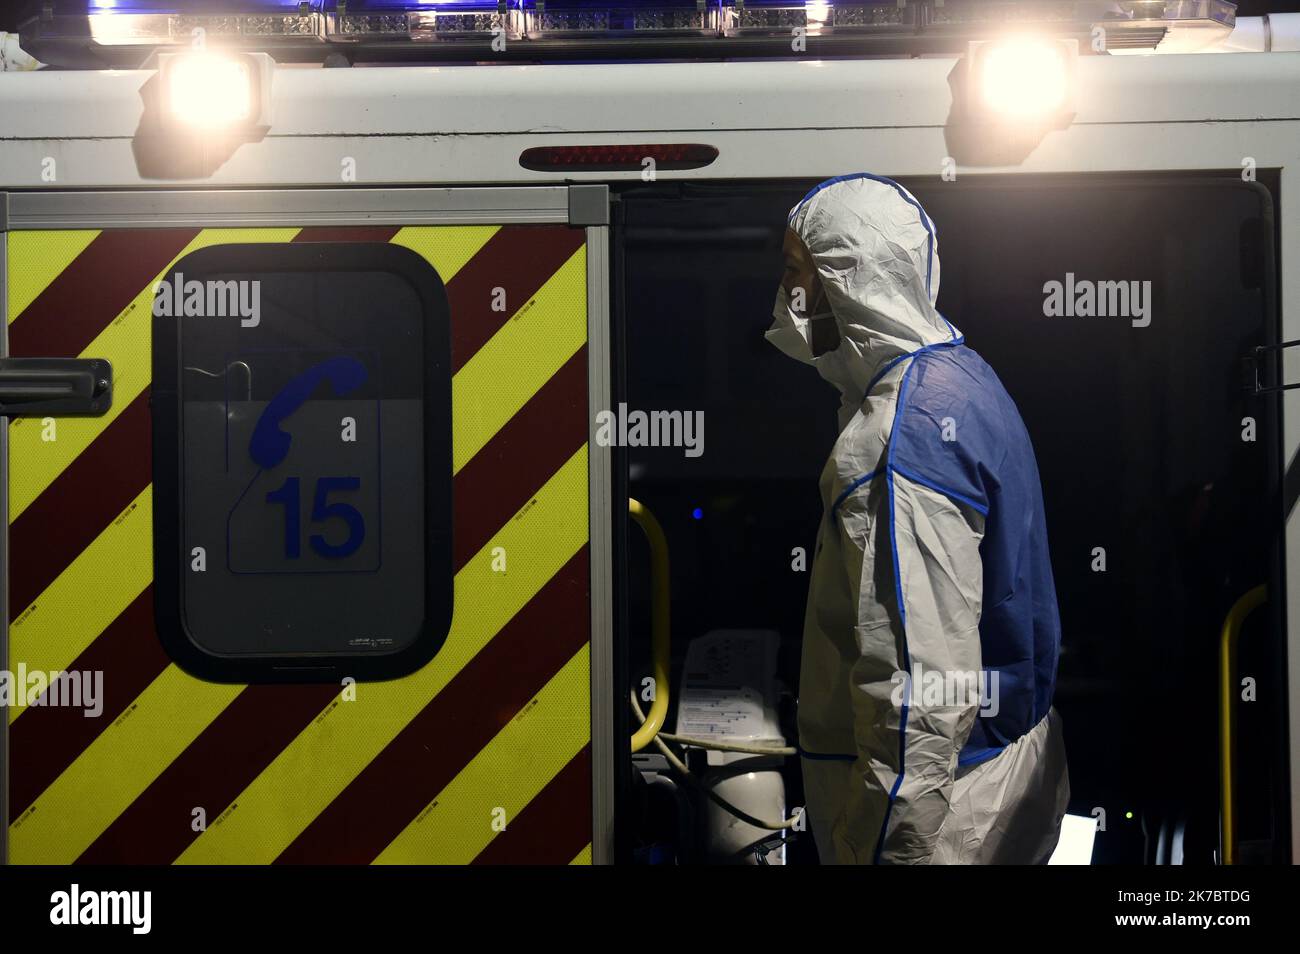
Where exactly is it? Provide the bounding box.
[768,175,1070,864]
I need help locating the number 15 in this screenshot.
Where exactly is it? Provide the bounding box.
[265,476,365,559]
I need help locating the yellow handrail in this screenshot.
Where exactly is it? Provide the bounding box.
[629,499,671,753]
[1219,584,1266,866]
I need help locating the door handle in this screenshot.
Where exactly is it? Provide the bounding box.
[0,358,113,417]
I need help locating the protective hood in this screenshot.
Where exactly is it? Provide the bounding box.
[767,175,960,418]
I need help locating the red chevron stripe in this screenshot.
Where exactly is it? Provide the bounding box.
[8,390,152,620]
[471,746,593,865]
[453,345,588,568]
[8,230,199,359]
[8,588,163,818]
[274,548,590,865]
[447,225,585,373]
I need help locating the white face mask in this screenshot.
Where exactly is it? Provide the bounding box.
[766,285,866,422]
[765,285,835,366]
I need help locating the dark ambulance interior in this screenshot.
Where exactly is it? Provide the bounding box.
[613,173,1288,864]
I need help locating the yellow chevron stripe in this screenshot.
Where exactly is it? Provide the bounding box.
[374,645,590,864]
[7,485,153,724]
[390,225,498,282]
[175,445,590,865]
[452,244,587,471]
[6,229,100,322]
[570,844,592,865]
[8,667,241,864]
[7,228,301,520]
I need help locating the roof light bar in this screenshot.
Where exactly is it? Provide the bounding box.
[173,12,317,36]
[721,2,911,35]
[28,1,327,47]
[929,0,1236,51]
[324,1,522,41]
[831,4,912,29]
[727,3,810,33]
[521,2,716,37]
[1105,0,1237,52]
[16,0,1238,60]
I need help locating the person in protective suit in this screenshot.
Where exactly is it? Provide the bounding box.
[768,174,1070,864]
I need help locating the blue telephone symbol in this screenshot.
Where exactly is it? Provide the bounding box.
[248,356,370,562]
[249,356,368,470]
